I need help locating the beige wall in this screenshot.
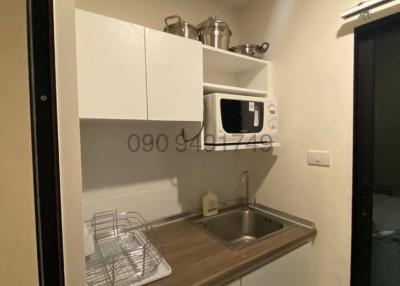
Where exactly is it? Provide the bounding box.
[79,120,274,220]
[75,0,242,45]
[0,1,39,286]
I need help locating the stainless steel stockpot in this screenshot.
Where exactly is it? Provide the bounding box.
[198,17,232,50]
[163,15,198,40]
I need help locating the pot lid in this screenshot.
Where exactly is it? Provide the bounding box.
[198,17,230,29]
[166,20,196,29]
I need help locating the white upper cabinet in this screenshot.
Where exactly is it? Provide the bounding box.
[145,28,203,121]
[75,10,203,122]
[75,9,147,120]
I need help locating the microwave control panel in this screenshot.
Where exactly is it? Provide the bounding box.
[266,98,278,132]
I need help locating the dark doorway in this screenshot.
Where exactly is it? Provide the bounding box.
[352,12,400,286]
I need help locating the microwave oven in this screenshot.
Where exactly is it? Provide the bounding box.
[204,93,278,146]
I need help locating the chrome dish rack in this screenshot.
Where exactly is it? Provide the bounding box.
[85,210,163,286]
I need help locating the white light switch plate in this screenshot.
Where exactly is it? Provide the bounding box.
[308,150,331,167]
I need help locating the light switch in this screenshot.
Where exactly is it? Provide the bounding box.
[308,150,331,167]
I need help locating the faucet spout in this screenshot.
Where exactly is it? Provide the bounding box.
[241,171,251,209]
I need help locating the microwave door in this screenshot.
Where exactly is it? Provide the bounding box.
[220,99,264,133]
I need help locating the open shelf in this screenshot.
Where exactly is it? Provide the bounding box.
[203,45,270,74]
[203,82,267,97]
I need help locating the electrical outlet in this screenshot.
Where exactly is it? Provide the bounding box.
[308,150,331,167]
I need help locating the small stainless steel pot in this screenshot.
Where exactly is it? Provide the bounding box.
[164,15,198,40]
[198,17,232,50]
[229,42,270,59]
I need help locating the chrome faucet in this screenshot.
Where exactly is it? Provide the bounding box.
[241,171,254,209]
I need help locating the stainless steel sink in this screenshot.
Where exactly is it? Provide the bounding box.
[196,207,294,250]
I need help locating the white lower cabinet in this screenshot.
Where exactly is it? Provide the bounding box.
[226,279,241,286]
[240,242,313,286]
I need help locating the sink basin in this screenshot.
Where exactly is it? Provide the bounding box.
[196,207,294,250]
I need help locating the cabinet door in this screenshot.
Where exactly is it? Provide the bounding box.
[241,243,314,286]
[226,279,241,286]
[75,9,147,120]
[145,28,203,121]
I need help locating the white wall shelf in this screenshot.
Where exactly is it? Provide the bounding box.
[192,45,276,152]
[203,82,267,97]
[203,45,270,74]
[211,142,281,151]
[202,45,271,94]
[190,142,281,152]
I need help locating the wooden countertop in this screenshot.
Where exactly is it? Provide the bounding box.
[149,219,316,286]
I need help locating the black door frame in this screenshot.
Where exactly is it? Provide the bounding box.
[352,12,400,286]
[26,0,64,285]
